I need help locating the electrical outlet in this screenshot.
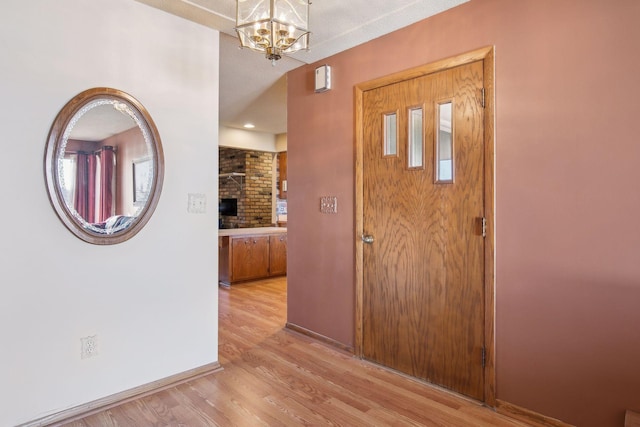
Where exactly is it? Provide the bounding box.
[81,335,98,359]
[187,193,206,214]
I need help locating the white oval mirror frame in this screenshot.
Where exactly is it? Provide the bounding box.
[44,87,164,245]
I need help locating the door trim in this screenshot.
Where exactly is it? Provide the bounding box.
[354,46,496,406]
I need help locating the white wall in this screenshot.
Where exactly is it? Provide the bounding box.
[0,1,219,425]
[275,133,288,152]
[219,125,277,151]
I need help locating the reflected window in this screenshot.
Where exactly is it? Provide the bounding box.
[60,155,77,206]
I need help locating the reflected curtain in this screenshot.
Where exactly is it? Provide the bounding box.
[74,147,116,224]
[74,151,96,222]
[98,146,116,222]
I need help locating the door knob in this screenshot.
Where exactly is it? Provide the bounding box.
[362,235,375,244]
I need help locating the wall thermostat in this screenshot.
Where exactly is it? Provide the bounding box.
[315,64,331,93]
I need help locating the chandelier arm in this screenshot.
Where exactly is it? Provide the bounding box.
[276,31,309,51]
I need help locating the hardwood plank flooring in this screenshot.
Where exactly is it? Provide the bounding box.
[60,277,543,426]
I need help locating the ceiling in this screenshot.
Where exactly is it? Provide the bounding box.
[135,0,468,135]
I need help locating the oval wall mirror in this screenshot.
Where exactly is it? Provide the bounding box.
[44,87,164,244]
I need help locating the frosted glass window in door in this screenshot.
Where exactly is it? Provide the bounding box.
[408,107,423,168]
[383,112,397,156]
[436,101,453,182]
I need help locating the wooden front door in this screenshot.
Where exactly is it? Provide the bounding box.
[361,60,486,400]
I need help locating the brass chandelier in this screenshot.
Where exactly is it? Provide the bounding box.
[235,0,311,65]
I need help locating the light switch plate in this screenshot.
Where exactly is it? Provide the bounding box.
[320,196,337,214]
[187,193,206,214]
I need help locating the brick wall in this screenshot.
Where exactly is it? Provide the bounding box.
[219,148,273,228]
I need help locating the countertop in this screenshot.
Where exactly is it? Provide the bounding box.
[218,227,287,237]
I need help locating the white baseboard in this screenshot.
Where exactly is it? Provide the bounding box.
[20,362,223,427]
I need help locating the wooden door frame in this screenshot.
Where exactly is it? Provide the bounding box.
[354,46,496,406]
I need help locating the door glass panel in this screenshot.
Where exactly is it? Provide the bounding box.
[383,112,397,156]
[408,107,423,168]
[436,101,453,182]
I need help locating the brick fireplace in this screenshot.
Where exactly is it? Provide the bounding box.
[219,147,274,228]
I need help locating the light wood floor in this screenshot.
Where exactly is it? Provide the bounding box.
[61,277,541,426]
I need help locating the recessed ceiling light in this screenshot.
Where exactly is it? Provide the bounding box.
[243,123,255,129]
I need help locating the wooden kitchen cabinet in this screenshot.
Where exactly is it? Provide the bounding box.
[231,236,270,282]
[269,234,287,276]
[218,229,287,287]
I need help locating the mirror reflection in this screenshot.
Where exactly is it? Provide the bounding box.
[45,88,163,244]
[60,101,151,233]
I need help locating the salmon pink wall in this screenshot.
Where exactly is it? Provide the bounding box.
[286,1,640,426]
